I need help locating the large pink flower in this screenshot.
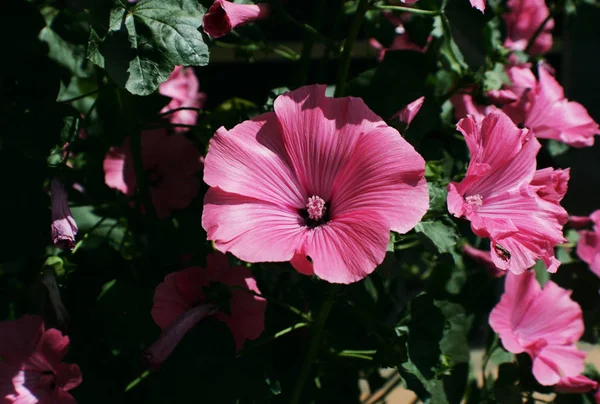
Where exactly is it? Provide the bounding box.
[149,252,266,361]
[202,0,270,39]
[489,271,586,386]
[503,0,554,56]
[576,210,600,278]
[447,111,567,274]
[556,375,598,393]
[103,128,202,219]
[159,66,206,132]
[0,315,82,403]
[202,85,429,284]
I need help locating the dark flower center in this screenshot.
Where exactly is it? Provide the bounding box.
[300,195,330,228]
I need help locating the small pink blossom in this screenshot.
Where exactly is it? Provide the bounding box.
[159,66,206,132]
[0,315,82,403]
[50,179,78,250]
[103,128,202,219]
[447,111,567,274]
[202,85,429,284]
[149,252,266,363]
[556,375,599,393]
[462,244,505,277]
[569,215,592,228]
[503,0,554,56]
[576,210,600,278]
[530,167,570,206]
[203,0,270,39]
[392,96,425,127]
[489,271,586,386]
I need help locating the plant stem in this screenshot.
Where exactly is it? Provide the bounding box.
[395,239,421,250]
[334,0,370,97]
[274,322,309,338]
[373,4,439,15]
[524,11,554,54]
[230,285,312,322]
[125,370,150,392]
[156,106,204,118]
[337,352,373,360]
[289,285,339,404]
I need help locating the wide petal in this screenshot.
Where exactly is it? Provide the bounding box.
[103,147,135,196]
[489,271,540,353]
[517,281,584,345]
[202,188,306,263]
[152,272,194,330]
[204,112,304,209]
[299,211,390,284]
[0,315,44,364]
[273,85,385,201]
[330,123,428,233]
[531,344,585,385]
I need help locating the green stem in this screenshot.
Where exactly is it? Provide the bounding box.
[334,0,370,97]
[337,352,373,360]
[395,239,421,250]
[338,349,376,355]
[373,4,439,15]
[481,334,499,391]
[279,9,337,50]
[213,40,300,61]
[125,370,150,392]
[289,285,339,404]
[274,322,309,338]
[71,216,109,254]
[230,286,312,322]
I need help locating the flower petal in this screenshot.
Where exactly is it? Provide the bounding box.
[300,211,390,284]
[273,85,386,201]
[330,124,428,233]
[204,112,304,208]
[532,344,586,385]
[202,188,306,263]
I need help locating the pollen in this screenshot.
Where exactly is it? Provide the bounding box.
[306,196,327,221]
[465,194,483,207]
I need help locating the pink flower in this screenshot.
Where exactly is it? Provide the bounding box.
[556,375,598,393]
[470,0,486,12]
[368,13,428,61]
[103,128,202,219]
[159,66,206,132]
[202,0,270,39]
[530,167,570,206]
[454,65,600,147]
[595,388,600,403]
[520,66,600,147]
[462,244,505,277]
[503,0,554,56]
[50,179,78,250]
[202,85,429,284]
[447,111,567,274]
[149,252,266,362]
[569,215,592,228]
[392,96,425,127]
[489,271,586,386]
[0,315,82,403]
[576,210,600,278]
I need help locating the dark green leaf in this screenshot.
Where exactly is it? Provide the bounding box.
[415,216,460,254]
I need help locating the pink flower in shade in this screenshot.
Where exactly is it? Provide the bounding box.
[148,252,266,363]
[103,128,202,219]
[202,85,429,284]
[159,66,206,133]
[596,388,600,403]
[50,179,78,250]
[470,0,486,12]
[392,96,425,127]
[447,111,567,274]
[489,271,586,386]
[202,0,270,39]
[503,0,554,56]
[462,244,505,277]
[0,315,82,403]
[369,13,428,62]
[556,375,599,393]
[576,211,600,278]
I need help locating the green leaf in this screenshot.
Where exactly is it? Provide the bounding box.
[547,139,570,157]
[88,0,209,95]
[483,63,510,92]
[415,216,460,254]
